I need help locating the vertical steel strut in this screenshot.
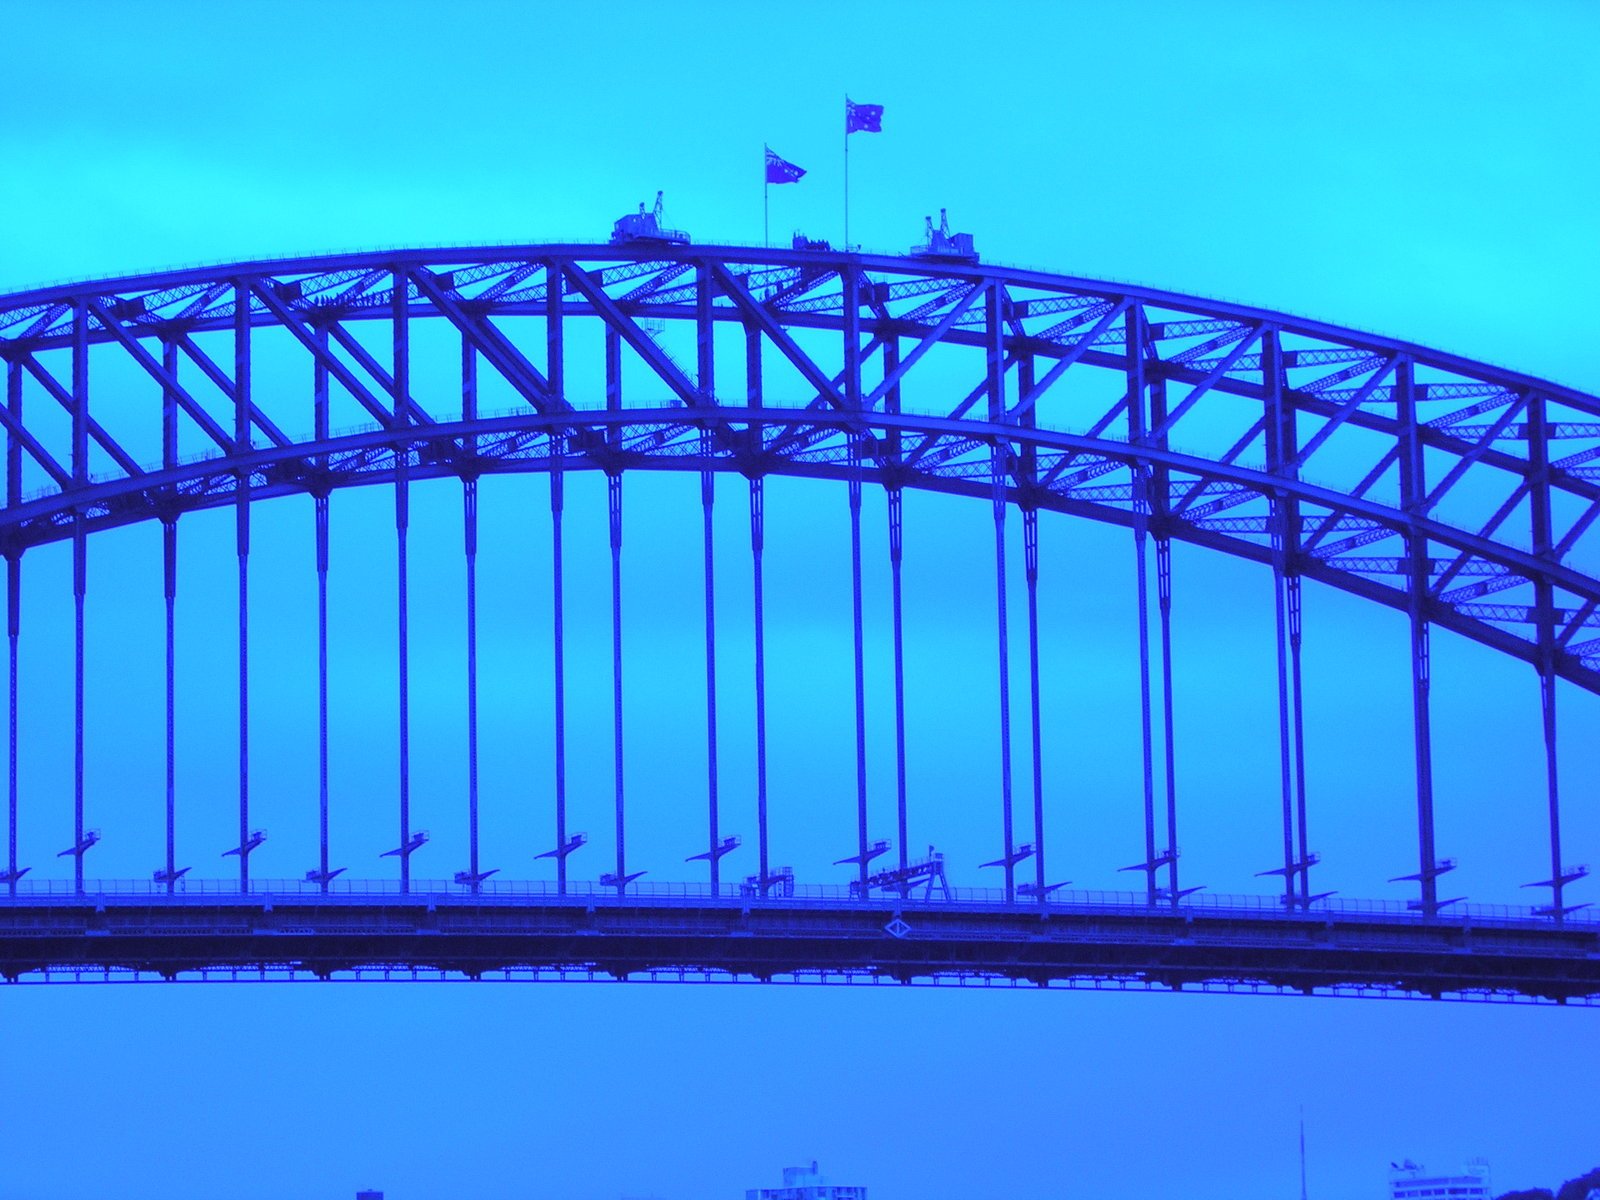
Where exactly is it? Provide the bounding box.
[73,514,85,894]
[162,520,177,891]
[1133,507,1157,904]
[884,338,908,890]
[73,516,85,894]
[745,315,769,894]
[751,475,769,893]
[233,288,252,890]
[986,284,1017,903]
[1267,514,1315,906]
[462,341,483,891]
[315,494,331,887]
[394,277,413,894]
[1126,302,1159,906]
[1261,331,1318,906]
[4,547,15,896]
[550,436,567,893]
[396,457,411,892]
[845,268,869,888]
[609,471,627,891]
[701,435,721,887]
[1289,575,1310,902]
[1156,536,1179,903]
[1397,360,1441,915]
[1539,667,1564,916]
[464,477,481,888]
[1024,505,1045,898]
[161,340,179,892]
[1119,307,1185,904]
[1528,390,1573,920]
[1271,523,1297,908]
[850,439,869,889]
[1407,588,1437,914]
[547,270,569,893]
[697,269,722,888]
[312,324,333,891]
[1262,330,1315,906]
[5,359,19,894]
[1019,337,1045,898]
[71,300,88,894]
[1147,350,1182,905]
[889,487,907,889]
[992,459,1016,902]
[236,497,250,891]
[604,317,631,895]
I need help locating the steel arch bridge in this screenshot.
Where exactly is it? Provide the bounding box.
[0,240,1597,1000]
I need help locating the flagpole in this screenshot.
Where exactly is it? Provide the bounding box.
[844,96,850,251]
[763,144,769,248]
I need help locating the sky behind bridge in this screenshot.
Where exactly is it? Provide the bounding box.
[1,2,1598,1199]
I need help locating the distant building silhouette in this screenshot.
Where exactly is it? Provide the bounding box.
[1391,1160,1492,1200]
[747,1162,866,1200]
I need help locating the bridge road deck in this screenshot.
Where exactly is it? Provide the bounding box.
[2,883,1596,1001]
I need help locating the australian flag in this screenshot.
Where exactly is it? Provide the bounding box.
[765,146,806,184]
[846,98,883,134]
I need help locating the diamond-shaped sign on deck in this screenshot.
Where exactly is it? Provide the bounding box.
[884,918,911,939]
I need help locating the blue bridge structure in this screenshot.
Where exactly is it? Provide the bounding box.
[1,227,1597,1000]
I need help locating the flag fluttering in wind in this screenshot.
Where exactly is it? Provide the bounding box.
[765,146,806,184]
[842,97,882,248]
[846,98,883,134]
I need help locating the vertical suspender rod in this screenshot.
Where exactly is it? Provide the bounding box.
[550,440,567,893]
[234,285,252,890]
[1397,359,1440,915]
[606,327,629,892]
[1019,354,1047,899]
[1529,390,1570,919]
[547,266,569,893]
[747,321,769,893]
[986,284,1016,903]
[1264,329,1316,906]
[464,479,480,884]
[1127,303,1158,906]
[701,433,721,886]
[697,268,722,887]
[752,475,769,893]
[5,360,19,893]
[1271,517,1296,906]
[1265,328,1298,905]
[161,340,179,891]
[845,269,869,887]
[1289,574,1310,903]
[1024,505,1045,898]
[889,487,907,887]
[850,445,868,889]
[1147,346,1181,904]
[992,469,1015,902]
[884,337,909,889]
[313,323,333,890]
[72,302,89,893]
[1156,536,1179,903]
[394,274,413,893]
[609,472,627,889]
[462,341,482,889]
[72,512,85,894]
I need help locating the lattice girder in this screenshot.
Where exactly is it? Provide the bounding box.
[2,245,1596,688]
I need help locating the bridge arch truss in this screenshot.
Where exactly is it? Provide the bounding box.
[1,244,1597,996]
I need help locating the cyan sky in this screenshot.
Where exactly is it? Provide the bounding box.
[1,3,1597,1199]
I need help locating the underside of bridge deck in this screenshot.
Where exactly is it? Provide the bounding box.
[2,894,1596,1001]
